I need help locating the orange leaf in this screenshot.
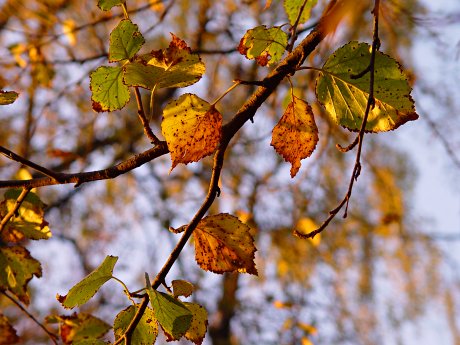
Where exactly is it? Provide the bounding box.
[271,96,318,177]
[193,214,257,275]
[161,93,222,171]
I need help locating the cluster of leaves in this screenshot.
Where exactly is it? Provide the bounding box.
[0,0,423,344]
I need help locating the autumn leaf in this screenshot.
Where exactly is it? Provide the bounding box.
[316,41,418,132]
[161,93,222,171]
[284,0,319,25]
[184,303,208,345]
[57,255,117,309]
[123,34,205,89]
[0,246,42,305]
[238,25,288,66]
[113,305,158,345]
[90,66,130,112]
[193,213,258,275]
[271,96,318,177]
[46,313,110,344]
[0,90,19,105]
[296,218,320,246]
[0,189,51,243]
[0,313,20,344]
[172,279,195,298]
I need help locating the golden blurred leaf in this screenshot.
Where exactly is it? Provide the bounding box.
[296,218,320,246]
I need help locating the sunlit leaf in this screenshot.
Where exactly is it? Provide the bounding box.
[193,213,258,275]
[0,313,20,344]
[47,313,110,344]
[62,19,77,46]
[113,305,158,345]
[0,90,19,105]
[284,0,318,25]
[184,302,208,345]
[98,0,124,11]
[0,246,41,305]
[238,25,288,66]
[146,283,193,341]
[316,41,418,132]
[161,93,222,171]
[271,96,318,177]
[295,218,320,245]
[0,189,51,243]
[109,19,145,62]
[172,280,195,298]
[90,66,130,112]
[56,255,118,309]
[124,34,205,89]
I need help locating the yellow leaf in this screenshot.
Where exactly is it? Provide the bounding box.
[193,213,258,275]
[172,279,195,298]
[298,322,317,335]
[150,1,165,12]
[301,337,314,345]
[296,218,320,246]
[184,302,208,345]
[161,93,222,172]
[271,96,318,178]
[62,19,77,46]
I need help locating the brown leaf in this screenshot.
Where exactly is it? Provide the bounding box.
[193,213,258,275]
[271,96,318,177]
[0,314,20,345]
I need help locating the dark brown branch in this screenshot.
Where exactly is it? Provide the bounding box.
[2,291,59,345]
[295,0,381,239]
[0,142,169,189]
[0,146,63,182]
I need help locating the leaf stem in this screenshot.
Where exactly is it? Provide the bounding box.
[121,2,130,20]
[112,276,136,305]
[211,81,241,107]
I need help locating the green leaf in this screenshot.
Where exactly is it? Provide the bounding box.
[74,340,110,345]
[0,246,42,305]
[109,19,145,62]
[48,313,110,344]
[172,280,195,298]
[97,0,124,11]
[184,303,208,345]
[284,0,318,25]
[315,41,419,132]
[161,93,222,171]
[90,66,130,112]
[146,276,193,341]
[0,90,19,105]
[123,34,205,89]
[0,189,51,242]
[238,25,288,66]
[0,313,20,344]
[113,304,158,345]
[56,255,118,309]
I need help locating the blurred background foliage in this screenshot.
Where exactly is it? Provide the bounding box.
[0,0,459,344]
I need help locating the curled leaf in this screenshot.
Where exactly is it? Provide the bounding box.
[238,25,288,66]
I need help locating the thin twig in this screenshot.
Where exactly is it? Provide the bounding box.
[0,187,30,234]
[287,0,310,52]
[2,291,59,345]
[134,87,161,145]
[0,146,63,182]
[295,0,381,239]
